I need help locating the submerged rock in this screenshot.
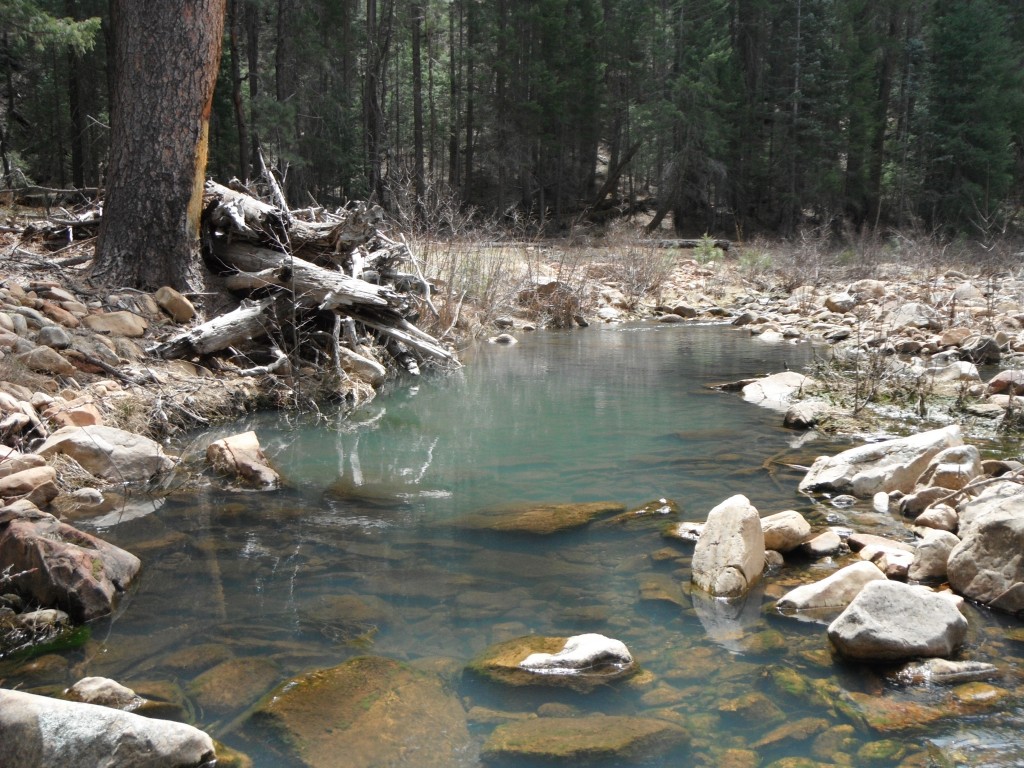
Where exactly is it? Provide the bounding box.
[692,494,765,598]
[249,656,472,768]
[482,716,689,764]
[452,500,625,534]
[894,658,1000,686]
[798,425,963,498]
[467,634,637,691]
[827,580,968,661]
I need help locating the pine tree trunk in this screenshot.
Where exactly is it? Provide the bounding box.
[93,0,226,292]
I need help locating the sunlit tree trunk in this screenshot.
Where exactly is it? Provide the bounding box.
[93,0,226,291]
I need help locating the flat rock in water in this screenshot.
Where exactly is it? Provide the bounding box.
[798,425,963,497]
[467,635,637,692]
[452,501,625,534]
[827,580,968,661]
[249,656,472,768]
[741,371,817,412]
[482,716,689,764]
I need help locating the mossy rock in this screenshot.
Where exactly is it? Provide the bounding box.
[481,715,689,764]
[467,635,637,692]
[452,501,626,534]
[249,656,472,768]
[856,739,907,763]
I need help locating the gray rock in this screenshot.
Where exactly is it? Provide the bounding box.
[761,510,811,553]
[741,371,817,413]
[65,677,143,711]
[37,425,174,483]
[947,481,1024,613]
[692,494,765,598]
[777,561,886,614]
[914,504,958,532]
[36,325,72,350]
[909,530,960,582]
[798,530,843,558]
[824,292,856,313]
[783,399,834,429]
[798,425,963,497]
[827,580,968,661]
[0,688,215,768]
[915,445,982,491]
[895,658,1000,686]
[887,302,941,331]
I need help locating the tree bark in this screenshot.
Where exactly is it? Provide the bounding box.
[92,0,226,292]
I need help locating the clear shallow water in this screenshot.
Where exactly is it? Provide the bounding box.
[4,323,1024,766]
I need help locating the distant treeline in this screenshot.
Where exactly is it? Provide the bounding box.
[4,0,1023,237]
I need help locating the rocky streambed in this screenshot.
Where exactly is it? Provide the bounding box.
[2,253,1024,766]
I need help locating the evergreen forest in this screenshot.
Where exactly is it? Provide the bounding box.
[3,0,1024,239]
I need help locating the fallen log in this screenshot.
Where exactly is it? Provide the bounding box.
[215,241,399,309]
[151,298,274,359]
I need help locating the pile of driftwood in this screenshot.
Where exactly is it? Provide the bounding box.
[154,180,459,388]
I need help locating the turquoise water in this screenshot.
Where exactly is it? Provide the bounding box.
[4,322,1023,766]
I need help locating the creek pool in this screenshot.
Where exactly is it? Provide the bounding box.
[5,322,1024,766]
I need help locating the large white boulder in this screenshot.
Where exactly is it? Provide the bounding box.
[776,561,886,614]
[692,494,765,598]
[947,481,1024,613]
[827,580,968,661]
[798,425,963,497]
[0,688,215,768]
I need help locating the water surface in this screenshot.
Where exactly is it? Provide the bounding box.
[5,322,1023,766]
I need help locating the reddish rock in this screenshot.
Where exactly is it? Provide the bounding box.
[0,506,141,621]
[986,370,1024,396]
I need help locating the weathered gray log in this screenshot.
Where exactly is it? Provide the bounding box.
[150,298,273,359]
[216,241,399,309]
[356,316,458,365]
[204,179,282,238]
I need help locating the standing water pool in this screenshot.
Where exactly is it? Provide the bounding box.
[4,322,1023,766]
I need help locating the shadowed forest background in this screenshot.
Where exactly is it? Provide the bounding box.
[3,0,1024,240]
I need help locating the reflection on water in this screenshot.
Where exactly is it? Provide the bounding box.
[3,323,1023,766]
